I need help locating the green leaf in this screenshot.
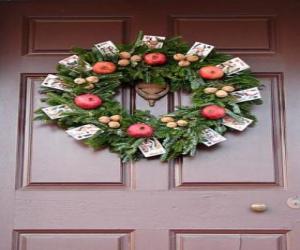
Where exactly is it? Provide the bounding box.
[191,77,205,90]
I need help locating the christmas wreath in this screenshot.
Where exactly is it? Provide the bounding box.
[35,31,262,162]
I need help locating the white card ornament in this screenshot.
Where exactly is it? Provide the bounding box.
[201,128,226,147]
[42,105,72,120]
[231,87,261,103]
[66,124,102,140]
[94,41,119,56]
[138,138,166,157]
[217,57,250,75]
[58,55,92,71]
[223,115,253,131]
[142,35,166,49]
[59,55,79,67]
[41,74,70,91]
[186,42,214,58]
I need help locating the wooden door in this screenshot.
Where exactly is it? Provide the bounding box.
[1,0,300,249]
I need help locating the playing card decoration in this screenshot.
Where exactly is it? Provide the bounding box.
[94,41,119,56]
[142,35,166,49]
[42,105,72,120]
[223,115,253,131]
[201,128,226,147]
[41,74,70,91]
[187,42,214,59]
[217,57,250,75]
[231,87,261,103]
[59,55,92,71]
[35,31,262,163]
[138,138,166,157]
[66,124,102,140]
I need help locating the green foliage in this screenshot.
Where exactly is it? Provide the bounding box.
[35,31,262,162]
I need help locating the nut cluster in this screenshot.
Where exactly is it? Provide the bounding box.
[173,53,199,67]
[160,116,188,128]
[203,85,235,98]
[98,114,122,128]
[118,51,142,66]
[74,76,99,90]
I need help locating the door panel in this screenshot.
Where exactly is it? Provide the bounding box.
[15,231,132,250]
[1,1,300,250]
[18,75,129,187]
[174,74,285,186]
[171,16,276,54]
[24,17,130,55]
[172,232,286,250]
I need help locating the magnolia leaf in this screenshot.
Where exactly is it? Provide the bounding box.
[228,102,241,114]
[191,77,205,90]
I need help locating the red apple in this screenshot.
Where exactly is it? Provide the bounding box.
[92,61,116,74]
[74,94,102,110]
[200,105,226,120]
[127,123,154,138]
[144,53,167,65]
[198,66,224,80]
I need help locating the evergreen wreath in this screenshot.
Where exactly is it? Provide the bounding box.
[35,31,262,162]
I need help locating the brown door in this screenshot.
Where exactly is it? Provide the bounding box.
[1,1,299,249]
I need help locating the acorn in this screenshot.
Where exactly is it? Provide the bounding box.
[86,76,99,84]
[177,120,188,127]
[130,55,142,62]
[118,59,130,66]
[204,87,218,94]
[178,60,191,67]
[84,83,95,90]
[119,51,131,59]
[186,54,199,62]
[222,85,235,92]
[166,122,178,128]
[98,116,110,124]
[74,78,86,85]
[215,90,228,98]
[173,53,186,61]
[110,114,122,122]
[160,116,175,123]
[108,121,120,128]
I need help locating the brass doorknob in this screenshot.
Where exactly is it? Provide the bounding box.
[250,203,267,212]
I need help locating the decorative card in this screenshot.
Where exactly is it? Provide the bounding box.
[41,74,69,91]
[66,124,102,140]
[42,105,72,120]
[58,55,92,71]
[94,41,119,56]
[223,115,253,131]
[58,55,80,67]
[231,87,261,103]
[217,57,250,75]
[186,42,214,58]
[142,35,166,49]
[201,128,226,147]
[138,138,166,157]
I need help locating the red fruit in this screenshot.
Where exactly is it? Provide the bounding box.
[127,123,154,138]
[198,66,224,80]
[201,105,226,120]
[74,94,102,110]
[92,61,116,74]
[144,53,167,65]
